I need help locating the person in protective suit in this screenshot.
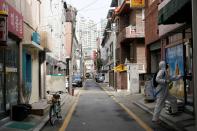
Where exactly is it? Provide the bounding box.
[152,61,182,124]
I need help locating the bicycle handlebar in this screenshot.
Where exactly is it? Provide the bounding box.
[46,90,65,95]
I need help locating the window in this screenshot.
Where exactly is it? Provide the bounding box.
[142,9,145,20]
[109,43,113,60]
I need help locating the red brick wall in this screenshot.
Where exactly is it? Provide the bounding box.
[121,71,127,90]
[136,42,146,65]
[117,72,121,89]
[145,0,159,45]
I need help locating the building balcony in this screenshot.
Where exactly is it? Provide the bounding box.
[158,0,191,25]
[40,32,53,52]
[115,0,130,15]
[126,63,146,73]
[118,25,145,43]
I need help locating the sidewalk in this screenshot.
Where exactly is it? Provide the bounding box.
[100,83,195,131]
[0,89,81,131]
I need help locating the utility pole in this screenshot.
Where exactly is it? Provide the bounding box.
[80,44,83,77]
[112,23,116,90]
[79,31,83,77]
[192,0,197,129]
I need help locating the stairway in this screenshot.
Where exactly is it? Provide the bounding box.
[31,99,50,116]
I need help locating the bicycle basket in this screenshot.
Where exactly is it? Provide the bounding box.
[47,100,52,104]
[53,94,60,99]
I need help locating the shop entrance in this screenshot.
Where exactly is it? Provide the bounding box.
[0,38,19,118]
[0,48,4,115]
[166,42,194,113]
[185,40,193,112]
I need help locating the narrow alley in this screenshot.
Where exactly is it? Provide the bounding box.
[60,79,174,131]
[0,0,196,131]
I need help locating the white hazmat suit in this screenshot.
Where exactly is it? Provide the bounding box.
[152,61,179,122]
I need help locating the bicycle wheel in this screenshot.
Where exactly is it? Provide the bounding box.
[49,105,58,126]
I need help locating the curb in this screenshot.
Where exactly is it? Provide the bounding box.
[133,101,153,115]
[98,83,191,131]
[100,84,153,131]
[0,117,10,127]
[134,101,186,131]
[59,90,81,131]
[33,92,80,131]
[33,115,49,131]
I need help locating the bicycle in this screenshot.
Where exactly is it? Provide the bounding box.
[47,91,63,126]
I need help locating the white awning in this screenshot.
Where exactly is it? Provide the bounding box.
[22,41,44,51]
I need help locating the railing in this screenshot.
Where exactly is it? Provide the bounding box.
[125,25,145,38]
[118,25,145,43]
[137,63,146,73]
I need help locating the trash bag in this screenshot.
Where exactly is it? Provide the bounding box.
[11,104,32,121]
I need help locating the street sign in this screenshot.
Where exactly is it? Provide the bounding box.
[113,64,127,72]
[0,0,8,15]
[130,0,145,8]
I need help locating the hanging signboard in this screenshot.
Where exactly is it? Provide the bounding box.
[32,32,41,45]
[0,0,8,15]
[7,3,23,39]
[166,44,185,99]
[113,64,127,72]
[130,0,145,8]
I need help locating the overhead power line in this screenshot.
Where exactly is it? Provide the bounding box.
[82,6,109,12]
[78,0,98,11]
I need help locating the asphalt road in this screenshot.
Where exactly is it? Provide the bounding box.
[65,79,145,131]
[42,79,174,131]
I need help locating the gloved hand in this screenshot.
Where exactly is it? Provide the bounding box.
[177,75,183,80]
[168,81,173,89]
[166,79,171,84]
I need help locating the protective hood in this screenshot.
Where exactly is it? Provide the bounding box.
[159,61,166,70]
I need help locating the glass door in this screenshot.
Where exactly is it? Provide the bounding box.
[185,41,193,111]
[0,48,4,114]
[5,38,18,111]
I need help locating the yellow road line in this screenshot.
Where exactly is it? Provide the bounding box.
[59,92,81,131]
[101,86,153,131]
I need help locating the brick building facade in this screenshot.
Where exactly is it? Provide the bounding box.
[114,0,146,91]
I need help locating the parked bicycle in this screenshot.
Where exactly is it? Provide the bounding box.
[47,91,63,126]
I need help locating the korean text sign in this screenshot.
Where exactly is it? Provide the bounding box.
[7,4,23,39]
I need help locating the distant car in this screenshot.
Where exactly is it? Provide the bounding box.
[95,73,105,83]
[65,77,69,92]
[95,74,99,82]
[72,75,82,87]
[85,73,90,79]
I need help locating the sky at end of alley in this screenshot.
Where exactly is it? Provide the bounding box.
[66,0,112,23]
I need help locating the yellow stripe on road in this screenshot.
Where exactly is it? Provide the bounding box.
[101,86,153,131]
[59,92,81,131]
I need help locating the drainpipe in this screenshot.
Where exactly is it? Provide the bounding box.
[192,0,197,129]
